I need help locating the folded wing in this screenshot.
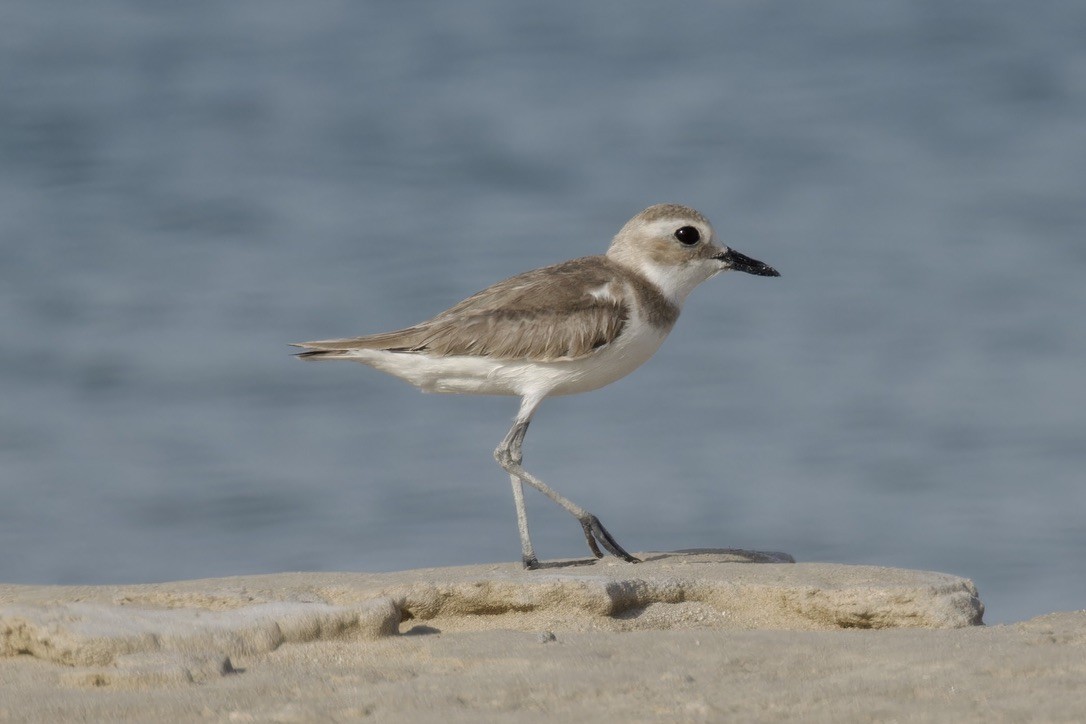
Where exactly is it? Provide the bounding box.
[294,257,630,362]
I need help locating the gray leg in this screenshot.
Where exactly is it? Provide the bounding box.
[493,396,639,568]
[509,475,535,567]
[504,419,538,569]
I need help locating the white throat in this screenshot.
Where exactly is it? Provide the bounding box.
[628,259,715,306]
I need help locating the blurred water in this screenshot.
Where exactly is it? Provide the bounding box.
[1,1,1084,624]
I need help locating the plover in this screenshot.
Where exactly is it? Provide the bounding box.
[294,204,780,568]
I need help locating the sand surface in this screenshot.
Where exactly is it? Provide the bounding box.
[1,550,1083,722]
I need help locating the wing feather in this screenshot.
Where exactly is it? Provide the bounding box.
[294,257,631,362]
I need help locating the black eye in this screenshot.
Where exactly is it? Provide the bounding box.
[674,226,700,245]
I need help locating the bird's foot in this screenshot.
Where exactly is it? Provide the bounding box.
[579,515,640,563]
[522,555,541,570]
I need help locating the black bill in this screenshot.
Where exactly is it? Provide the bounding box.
[716,248,780,277]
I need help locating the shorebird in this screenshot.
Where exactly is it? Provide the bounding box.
[294,204,780,568]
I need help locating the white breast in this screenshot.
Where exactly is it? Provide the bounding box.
[538,310,669,396]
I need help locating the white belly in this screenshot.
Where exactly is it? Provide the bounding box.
[344,313,671,398]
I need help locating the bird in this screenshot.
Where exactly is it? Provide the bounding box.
[293,204,780,569]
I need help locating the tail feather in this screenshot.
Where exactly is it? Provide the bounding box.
[290,328,426,360]
[293,348,349,360]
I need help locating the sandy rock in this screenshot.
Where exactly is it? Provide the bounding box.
[1,553,1083,722]
[1,551,980,672]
